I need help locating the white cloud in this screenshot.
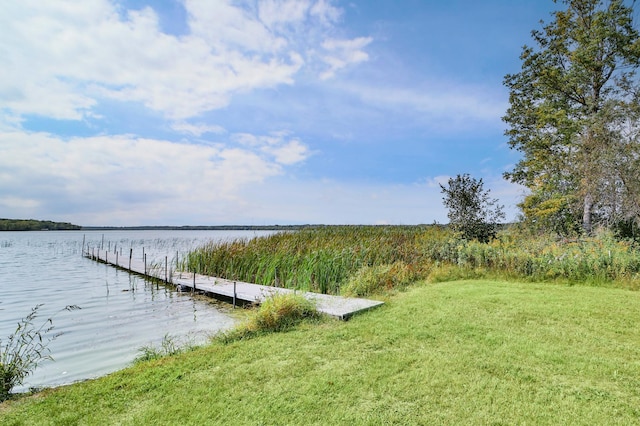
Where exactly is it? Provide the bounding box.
[320,37,373,80]
[0,130,284,225]
[171,122,226,137]
[241,179,451,225]
[232,132,311,165]
[340,82,507,128]
[0,127,521,225]
[259,0,312,29]
[1,0,367,122]
[310,0,342,25]
[263,139,310,165]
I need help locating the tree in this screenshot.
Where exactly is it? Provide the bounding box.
[503,0,640,235]
[440,174,505,242]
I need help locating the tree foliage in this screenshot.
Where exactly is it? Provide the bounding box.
[0,219,81,231]
[503,0,640,235]
[440,174,505,242]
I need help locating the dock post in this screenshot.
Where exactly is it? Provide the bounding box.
[165,256,168,283]
[116,251,119,267]
[129,248,132,271]
[82,234,85,257]
[144,253,147,275]
[233,281,237,309]
[192,270,196,293]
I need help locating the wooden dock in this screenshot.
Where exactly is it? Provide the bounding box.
[84,248,383,320]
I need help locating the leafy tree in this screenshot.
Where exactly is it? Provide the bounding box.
[503,0,640,235]
[440,174,505,242]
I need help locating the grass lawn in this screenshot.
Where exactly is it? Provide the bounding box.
[1,280,639,425]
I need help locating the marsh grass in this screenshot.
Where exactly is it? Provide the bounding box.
[183,226,442,295]
[184,226,640,295]
[2,281,639,424]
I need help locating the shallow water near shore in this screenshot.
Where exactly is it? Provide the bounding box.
[0,229,272,392]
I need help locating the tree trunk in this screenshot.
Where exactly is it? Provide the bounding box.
[583,193,594,235]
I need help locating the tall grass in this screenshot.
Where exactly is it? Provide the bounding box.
[183,226,442,294]
[426,229,640,287]
[183,225,640,296]
[220,293,320,343]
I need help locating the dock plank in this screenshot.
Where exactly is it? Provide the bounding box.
[85,249,383,320]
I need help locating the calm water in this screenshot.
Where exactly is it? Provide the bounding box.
[0,230,272,392]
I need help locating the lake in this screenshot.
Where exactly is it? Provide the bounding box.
[0,229,273,392]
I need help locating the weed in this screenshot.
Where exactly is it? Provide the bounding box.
[0,304,80,401]
[134,334,186,363]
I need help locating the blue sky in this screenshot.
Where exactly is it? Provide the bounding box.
[1,0,558,226]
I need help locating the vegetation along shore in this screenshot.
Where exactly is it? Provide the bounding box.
[4,0,640,423]
[2,224,640,424]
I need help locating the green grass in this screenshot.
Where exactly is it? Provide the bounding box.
[2,280,639,425]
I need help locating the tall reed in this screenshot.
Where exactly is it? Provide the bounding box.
[183,226,443,294]
[183,225,640,295]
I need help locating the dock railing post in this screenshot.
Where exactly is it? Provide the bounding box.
[165,256,168,284]
[129,248,132,271]
[116,251,118,267]
[144,253,147,275]
[233,281,237,309]
[192,270,196,293]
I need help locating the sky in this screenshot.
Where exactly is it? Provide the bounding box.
[0,0,560,226]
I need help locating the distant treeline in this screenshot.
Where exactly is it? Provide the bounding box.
[0,218,82,231]
[79,224,344,231]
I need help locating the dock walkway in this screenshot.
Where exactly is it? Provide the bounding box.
[84,249,383,320]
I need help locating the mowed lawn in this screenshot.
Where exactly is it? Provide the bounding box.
[2,280,639,425]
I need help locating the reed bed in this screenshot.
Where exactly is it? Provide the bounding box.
[183,225,640,295]
[183,226,442,294]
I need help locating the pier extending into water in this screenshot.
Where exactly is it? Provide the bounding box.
[83,247,383,320]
